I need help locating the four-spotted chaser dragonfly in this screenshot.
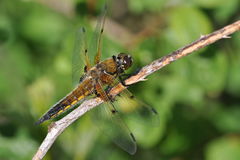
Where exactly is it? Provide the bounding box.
[36,5,158,155]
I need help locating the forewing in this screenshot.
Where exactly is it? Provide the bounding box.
[72,27,89,87]
[88,4,107,65]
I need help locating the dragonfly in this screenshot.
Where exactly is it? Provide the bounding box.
[36,5,158,155]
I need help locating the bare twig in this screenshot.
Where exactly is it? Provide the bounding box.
[32,20,240,160]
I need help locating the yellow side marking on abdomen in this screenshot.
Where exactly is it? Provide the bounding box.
[84,91,90,96]
[54,105,70,117]
[51,115,56,119]
[78,95,84,100]
[65,105,71,110]
[57,110,63,115]
[51,113,58,119]
[71,100,77,105]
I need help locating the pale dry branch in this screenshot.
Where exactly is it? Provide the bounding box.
[32,20,240,160]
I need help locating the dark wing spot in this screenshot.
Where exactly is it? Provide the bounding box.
[130,133,136,142]
[82,27,86,32]
[84,66,87,73]
[111,109,118,114]
[151,107,158,114]
[112,55,116,61]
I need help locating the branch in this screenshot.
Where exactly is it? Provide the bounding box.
[33,20,240,160]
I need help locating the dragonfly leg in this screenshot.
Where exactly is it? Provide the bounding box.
[95,81,118,113]
[119,74,131,87]
[95,84,115,102]
[118,67,142,86]
[105,85,119,102]
[79,74,86,83]
[94,89,101,97]
[105,85,112,94]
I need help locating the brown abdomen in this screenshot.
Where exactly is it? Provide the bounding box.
[35,79,94,125]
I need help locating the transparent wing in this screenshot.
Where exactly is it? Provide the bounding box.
[92,80,137,155]
[93,103,137,155]
[114,89,160,127]
[88,4,107,65]
[103,76,159,127]
[72,27,90,87]
[72,4,107,87]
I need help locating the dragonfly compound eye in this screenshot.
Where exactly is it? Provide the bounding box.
[116,53,133,71]
[123,55,133,68]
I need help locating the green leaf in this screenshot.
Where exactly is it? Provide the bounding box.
[213,0,239,23]
[190,51,228,93]
[129,0,167,13]
[165,6,212,47]
[0,15,14,45]
[193,0,227,8]
[20,6,68,46]
[160,129,189,155]
[227,52,240,95]
[205,136,240,160]
[0,129,38,160]
[211,106,240,132]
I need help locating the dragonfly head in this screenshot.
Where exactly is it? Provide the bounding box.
[115,53,133,72]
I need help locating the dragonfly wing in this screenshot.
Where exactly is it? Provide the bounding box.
[107,76,160,127]
[114,89,160,127]
[92,80,137,154]
[72,27,90,87]
[93,101,137,155]
[88,4,107,65]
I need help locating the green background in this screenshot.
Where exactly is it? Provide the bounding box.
[0,0,240,159]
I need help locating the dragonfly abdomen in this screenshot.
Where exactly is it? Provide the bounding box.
[35,81,93,125]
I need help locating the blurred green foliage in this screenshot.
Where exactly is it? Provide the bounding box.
[0,0,239,159]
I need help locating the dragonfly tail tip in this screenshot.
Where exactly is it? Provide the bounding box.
[35,116,47,125]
